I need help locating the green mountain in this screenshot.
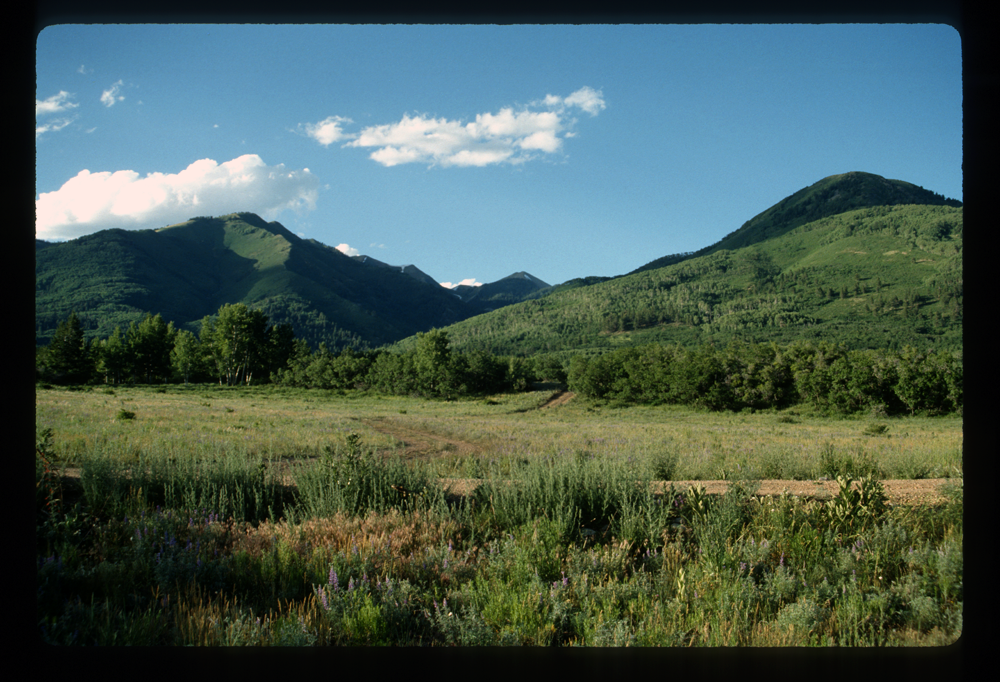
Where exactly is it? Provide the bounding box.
[349,254,441,289]
[630,171,963,275]
[35,212,476,349]
[392,173,962,357]
[449,272,551,312]
[36,172,962,358]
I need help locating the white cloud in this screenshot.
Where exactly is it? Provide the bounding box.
[308,87,606,168]
[298,116,353,146]
[100,80,124,107]
[563,86,607,116]
[77,64,92,75]
[441,278,483,289]
[336,243,360,257]
[36,154,320,241]
[36,91,79,117]
[36,118,76,138]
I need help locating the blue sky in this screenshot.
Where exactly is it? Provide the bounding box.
[35,24,962,288]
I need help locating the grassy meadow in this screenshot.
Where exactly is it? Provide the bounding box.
[35,384,963,646]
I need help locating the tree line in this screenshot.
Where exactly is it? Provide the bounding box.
[566,340,962,416]
[34,307,554,398]
[36,305,294,387]
[36,307,961,415]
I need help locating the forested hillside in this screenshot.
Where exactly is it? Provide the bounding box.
[35,212,473,350]
[400,202,962,357]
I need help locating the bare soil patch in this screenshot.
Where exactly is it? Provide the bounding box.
[539,390,576,409]
[436,477,959,506]
[359,417,483,462]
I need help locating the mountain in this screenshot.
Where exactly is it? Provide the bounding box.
[630,171,963,275]
[390,172,962,356]
[35,212,476,349]
[447,271,551,312]
[349,254,441,288]
[36,171,962,358]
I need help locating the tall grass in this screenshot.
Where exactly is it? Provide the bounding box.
[36,384,963,646]
[77,438,286,523]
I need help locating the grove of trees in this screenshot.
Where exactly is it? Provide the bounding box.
[36,308,962,416]
[566,340,962,416]
[36,305,295,388]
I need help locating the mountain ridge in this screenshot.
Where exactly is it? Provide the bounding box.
[629,171,961,276]
[36,172,962,356]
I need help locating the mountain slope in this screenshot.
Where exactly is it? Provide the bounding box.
[630,171,962,275]
[392,184,962,356]
[35,212,473,348]
[448,271,551,312]
[350,254,441,288]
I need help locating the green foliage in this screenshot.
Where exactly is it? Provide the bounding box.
[295,433,447,518]
[415,201,962,358]
[825,476,890,539]
[37,312,94,384]
[565,339,959,415]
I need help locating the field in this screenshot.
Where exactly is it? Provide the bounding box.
[35,384,963,647]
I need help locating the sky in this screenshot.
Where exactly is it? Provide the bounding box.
[35,23,963,289]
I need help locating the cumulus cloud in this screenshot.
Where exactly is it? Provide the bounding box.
[305,87,606,168]
[298,115,353,146]
[336,243,360,257]
[441,278,483,289]
[36,154,320,241]
[100,80,124,107]
[560,86,607,116]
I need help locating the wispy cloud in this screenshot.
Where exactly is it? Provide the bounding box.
[36,91,79,117]
[335,243,360,257]
[36,91,80,138]
[36,118,76,138]
[100,80,125,107]
[301,86,606,168]
[77,64,92,75]
[36,154,320,241]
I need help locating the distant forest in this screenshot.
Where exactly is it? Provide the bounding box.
[37,305,961,417]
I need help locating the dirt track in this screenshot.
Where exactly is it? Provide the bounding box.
[436,477,960,506]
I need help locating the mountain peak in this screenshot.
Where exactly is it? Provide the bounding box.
[631,171,962,275]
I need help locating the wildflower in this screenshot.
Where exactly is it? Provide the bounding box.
[779,552,785,567]
[347,577,354,592]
